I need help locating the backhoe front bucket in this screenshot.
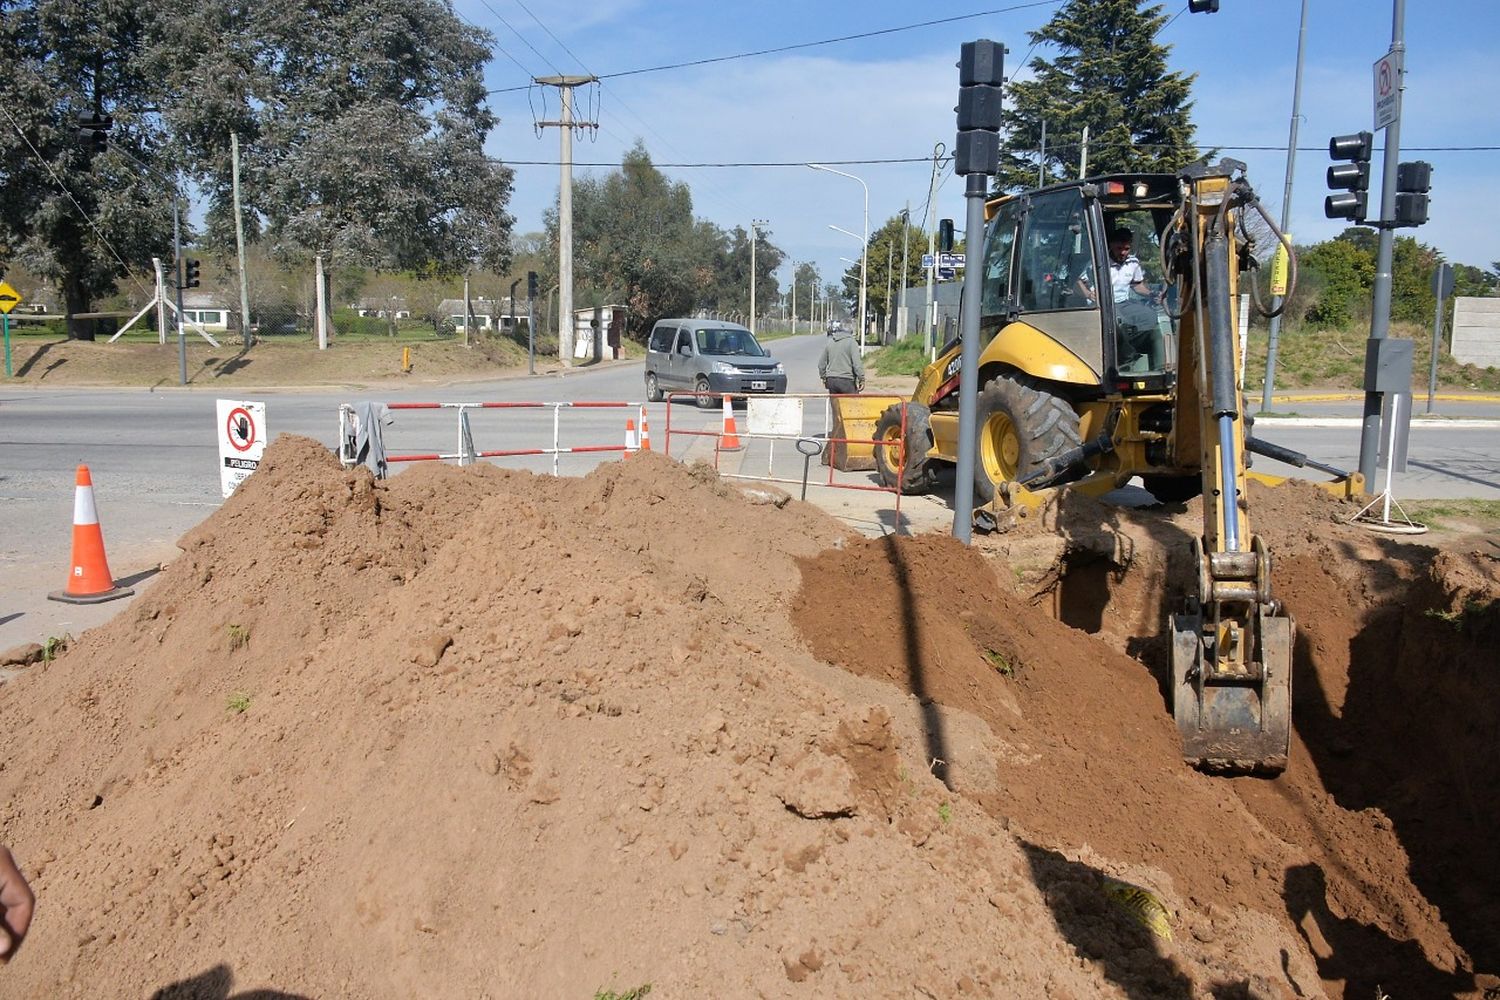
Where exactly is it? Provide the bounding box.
[1170,605,1292,773]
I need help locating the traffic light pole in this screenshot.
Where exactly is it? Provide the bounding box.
[1261,0,1309,412]
[1358,0,1406,487]
[173,194,187,387]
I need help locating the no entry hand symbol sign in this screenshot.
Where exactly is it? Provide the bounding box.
[216,399,267,497]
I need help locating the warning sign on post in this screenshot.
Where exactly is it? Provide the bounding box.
[217,399,266,498]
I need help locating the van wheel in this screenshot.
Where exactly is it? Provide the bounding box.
[645,372,663,402]
[873,402,935,494]
[695,376,716,409]
[974,373,1082,504]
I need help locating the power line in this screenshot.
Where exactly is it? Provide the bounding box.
[485,1,1063,94]
[490,143,1499,170]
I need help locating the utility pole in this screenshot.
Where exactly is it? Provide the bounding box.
[749,219,767,335]
[1078,124,1090,179]
[899,204,911,340]
[1261,0,1309,411]
[1359,0,1406,486]
[534,74,598,367]
[173,196,187,384]
[463,274,473,349]
[315,253,328,350]
[1038,120,1047,187]
[924,142,944,359]
[791,268,797,336]
[231,133,253,347]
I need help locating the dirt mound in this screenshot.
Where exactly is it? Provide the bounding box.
[3,438,1496,998]
[793,483,1500,999]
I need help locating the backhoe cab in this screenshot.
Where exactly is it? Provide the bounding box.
[874,159,1330,773]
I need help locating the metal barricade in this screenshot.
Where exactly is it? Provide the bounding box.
[338,400,646,476]
[661,391,909,516]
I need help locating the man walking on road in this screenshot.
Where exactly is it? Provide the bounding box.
[818,325,864,395]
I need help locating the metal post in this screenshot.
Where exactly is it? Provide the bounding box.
[154,258,168,345]
[1262,0,1309,411]
[231,133,253,347]
[899,204,910,339]
[791,271,797,337]
[1359,0,1406,486]
[463,274,472,349]
[527,292,536,375]
[1038,119,1047,187]
[3,313,10,377]
[808,164,869,349]
[1427,277,1445,413]
[953,174,988,544]
[173,195,187,385]
[749,219,766,335]
[1078,124,1090,179]
[315,253,328,351]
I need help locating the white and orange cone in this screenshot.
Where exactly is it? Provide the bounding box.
[48,465,134,605]
[625,417,639,451]
[719,395,743,451]
[639,416,651,452]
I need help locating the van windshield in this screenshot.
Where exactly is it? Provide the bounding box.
[694,328,767,357]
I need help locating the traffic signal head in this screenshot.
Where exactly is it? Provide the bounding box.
[1325,131,1373,221]
[1188,0,1220,11]
[1394,160,1432,226]
[75,113,112,154]
[938,219,955,252]
[526,270,538,299]
[183,258,201,289]
[955,39,1004,176]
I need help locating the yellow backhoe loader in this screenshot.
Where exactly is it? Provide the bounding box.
[873,159,1361,773]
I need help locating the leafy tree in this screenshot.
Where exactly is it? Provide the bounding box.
[997,0,1201,193]
[839,214,928,320]
[1298,238,1375,329]
[791,262,823,319]
[160,0,514,276]
[0,0,177,338]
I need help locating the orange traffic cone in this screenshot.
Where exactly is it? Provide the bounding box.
[625,417,638,451]
[719,395,743,451]
[640,416,651,452]
[48,465,134,605]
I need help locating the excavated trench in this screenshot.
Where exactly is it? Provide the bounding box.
[793,482,1500,999]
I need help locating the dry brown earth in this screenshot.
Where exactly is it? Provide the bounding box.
[0,439,1495,998]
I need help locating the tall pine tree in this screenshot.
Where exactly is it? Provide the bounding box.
[997,0,1201,193]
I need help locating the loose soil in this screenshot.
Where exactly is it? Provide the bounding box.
[1,440,1496,998]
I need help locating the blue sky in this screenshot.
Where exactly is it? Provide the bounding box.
[456,0,1500,292]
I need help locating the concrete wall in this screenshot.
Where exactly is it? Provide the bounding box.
[1452,296,1500,368]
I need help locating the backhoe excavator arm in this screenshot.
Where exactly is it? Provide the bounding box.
[1166,161,1293,773]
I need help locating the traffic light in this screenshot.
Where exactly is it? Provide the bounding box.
[954,39,1003,177]
[1188,0,1220,12]
[938,218,955,252]
[1394,160,1432,227]
[181,258,201,289]
[1324,131,1373,222]
[75,112,112,154]
[527,270,538,299]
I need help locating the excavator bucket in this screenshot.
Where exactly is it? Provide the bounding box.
[1170,604,1292,774]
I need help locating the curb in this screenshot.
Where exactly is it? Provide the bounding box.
[1254,417,1500,429]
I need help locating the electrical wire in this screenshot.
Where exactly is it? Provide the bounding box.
[485,1,1063,94]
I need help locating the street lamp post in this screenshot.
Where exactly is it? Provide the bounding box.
[808,163,868,349]
[749,218,767,336]
[830,224,867,337]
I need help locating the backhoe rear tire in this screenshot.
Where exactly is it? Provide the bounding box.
[1142,473,1203,504]
[873,402,936,494]
[974,373,1082,504]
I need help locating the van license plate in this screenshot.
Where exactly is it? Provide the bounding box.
[751,380,767,390]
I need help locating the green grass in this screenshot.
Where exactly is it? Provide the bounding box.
[42,634,71,663]
[1243,322,1500,394]
[868,336,933,376]
[937,801,953,825]
[1402,498,1500,531]
[983,648,1015,677]
[594,986,651,1000]
[226,692,251,715]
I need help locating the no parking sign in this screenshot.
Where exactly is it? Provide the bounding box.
[217,398,266,498]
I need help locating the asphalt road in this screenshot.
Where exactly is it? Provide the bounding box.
[2,331,1496,650]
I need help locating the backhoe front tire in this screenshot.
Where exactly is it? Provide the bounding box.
[974,373,1082,504]
[873,402,936,494]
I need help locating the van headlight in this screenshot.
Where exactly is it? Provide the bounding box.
[773,362,785,374]
[710,361,736,374]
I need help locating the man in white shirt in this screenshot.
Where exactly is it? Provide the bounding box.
[1080,227,1162,369]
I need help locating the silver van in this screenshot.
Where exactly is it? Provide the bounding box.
[644,319,787,407]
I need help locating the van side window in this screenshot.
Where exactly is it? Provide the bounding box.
[648,325,674,352]
[674,330,693,354]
